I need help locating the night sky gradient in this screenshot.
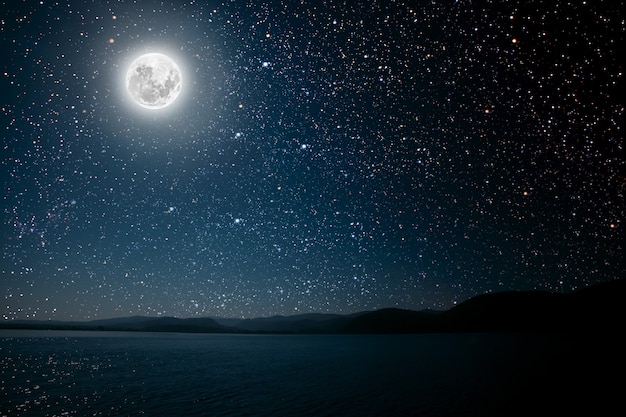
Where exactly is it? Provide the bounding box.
[1,0,623,320]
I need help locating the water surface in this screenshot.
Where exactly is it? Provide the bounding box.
[0,330,617,416]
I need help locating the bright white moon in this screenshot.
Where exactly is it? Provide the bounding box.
[126,53,182,110]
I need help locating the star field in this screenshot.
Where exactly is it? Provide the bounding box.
[1,0,623,320]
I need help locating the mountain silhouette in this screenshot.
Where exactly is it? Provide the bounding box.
[2,279,622,334]
[1,316,233,333]
[217,313,365,333]
[342,278,624,333]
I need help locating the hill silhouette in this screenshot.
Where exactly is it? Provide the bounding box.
[342,279,624,333]
[0,316,233,333]
[2,279,622,334]
[215,312,365,333]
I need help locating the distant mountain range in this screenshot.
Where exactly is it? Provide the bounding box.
[2,279,623,334]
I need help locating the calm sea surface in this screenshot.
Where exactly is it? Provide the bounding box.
[0,330,619,416]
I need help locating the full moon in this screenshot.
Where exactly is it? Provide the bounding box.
[126,53,182,110]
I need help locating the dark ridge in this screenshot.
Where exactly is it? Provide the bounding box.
[340,308,444,334]
[136,317,233,333]
[227,312,365,333]
[0,316,234,334]
[341,278,624,333]
[1,279,622,334]
[441,290,560,332]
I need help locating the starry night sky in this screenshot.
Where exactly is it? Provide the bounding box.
[1,0,623,320]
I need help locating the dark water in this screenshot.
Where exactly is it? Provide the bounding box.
[0,331,619,416]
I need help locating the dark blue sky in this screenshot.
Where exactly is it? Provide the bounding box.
[1,0,623,320]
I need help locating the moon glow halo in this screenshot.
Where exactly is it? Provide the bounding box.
[125,53,182,110]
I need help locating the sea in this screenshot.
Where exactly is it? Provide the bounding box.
[0,330,619,417]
